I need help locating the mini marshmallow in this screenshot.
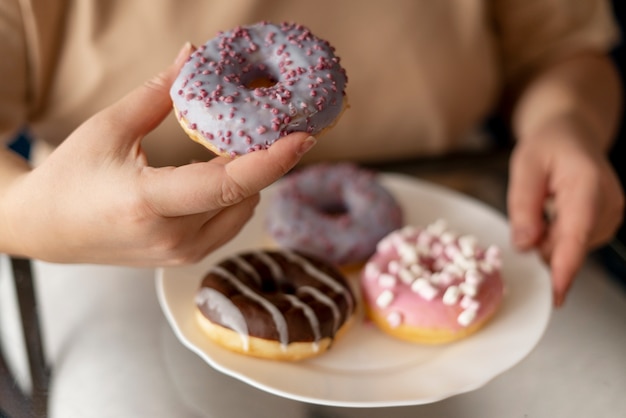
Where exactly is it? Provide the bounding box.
[434,271,455,286]
[400,225,417,237]
[431,242,444,257]
[398,243,418,264]
[376,237,394,253]
[444,244,461,260]
[426,219,447,236]
[479,260,495,274]
[459,281,478,297]
[415,243,430,256]
[378,273,397,288]
[457,307,478,327]
[442,285,461,305]
[465,268,483,285]
[440,231,456,245]
[460,295,480,310]
[458,235,478,258]
[417,231,433,246]
[398,268,415,285]
[386,311,403,328]
[411,278,439,300]
[485,245,501,262]
[410,263,425,277]
[442,263,463,278]
[376,289,394,308]
[433,257,446,271]
[364,262,381,281]
[387,260,401,275]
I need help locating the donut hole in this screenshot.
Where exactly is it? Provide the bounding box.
[246,76,278,89]
[242,66,278,89]
[261,278,297,295]
[316,201,349,217]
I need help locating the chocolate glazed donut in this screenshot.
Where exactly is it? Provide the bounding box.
[195,249,356,361]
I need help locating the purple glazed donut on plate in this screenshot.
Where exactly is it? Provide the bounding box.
[266,163,404,267]
[170,21,348,158]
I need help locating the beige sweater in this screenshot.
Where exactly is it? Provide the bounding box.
[0,0,619,166]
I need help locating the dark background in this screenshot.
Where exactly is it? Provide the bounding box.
[601,0,626,280]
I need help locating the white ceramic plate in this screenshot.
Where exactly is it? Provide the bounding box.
[156,173,552,407]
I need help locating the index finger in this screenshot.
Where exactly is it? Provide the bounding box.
[549,177,597,305]
[140,132,315,216]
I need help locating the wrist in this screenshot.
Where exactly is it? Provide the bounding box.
[0,150,33,257]
[516,112,610,157]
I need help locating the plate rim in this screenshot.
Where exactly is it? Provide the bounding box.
[156,172,553,407]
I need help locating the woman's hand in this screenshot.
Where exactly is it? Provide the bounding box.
[508,119,624,306]
[0,44,317,266]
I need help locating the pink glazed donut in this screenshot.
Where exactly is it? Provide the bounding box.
[266,163,403,267]
[170,21,348,157]
[361,220,504,344]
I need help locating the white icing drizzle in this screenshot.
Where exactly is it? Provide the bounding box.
[210,266,290,350]
[284,294,322,352]
[196,288,250,351]
[297,286,341,333]
[230,255,262,285]
[253,250,283,279]
[280,250,354,313]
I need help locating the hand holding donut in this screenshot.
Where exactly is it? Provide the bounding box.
[0,43,317,265]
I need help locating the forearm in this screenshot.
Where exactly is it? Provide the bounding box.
[0,148,32,256]
[511,52,622,151]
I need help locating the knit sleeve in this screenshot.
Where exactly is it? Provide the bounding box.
[0,0,28,144]
[492,0,620,86]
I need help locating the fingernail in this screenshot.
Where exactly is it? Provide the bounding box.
[174,42,193,66]
[297,136,317,156]
[554,291,565,307]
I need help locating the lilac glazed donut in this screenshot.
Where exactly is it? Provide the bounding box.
[170,22,348,157]
[266,163,404,267]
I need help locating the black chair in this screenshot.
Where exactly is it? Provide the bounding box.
[0,258,49,418]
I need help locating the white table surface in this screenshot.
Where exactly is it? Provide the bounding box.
[1,253,624,418]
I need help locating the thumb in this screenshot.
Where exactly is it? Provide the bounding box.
[98,42,194,146]
[140,132,316,217]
